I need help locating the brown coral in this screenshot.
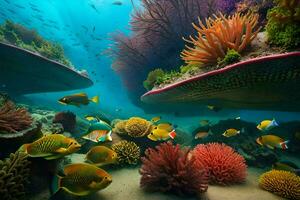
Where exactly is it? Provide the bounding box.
[181,12,261,65]
[0,151,31,200]
[124,117,152,137]
[0,101,32,133]
[111,140,140,166]
[259,170,300,200]
[112,119,128,136]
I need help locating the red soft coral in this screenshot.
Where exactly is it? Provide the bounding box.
[140,142,208,196]
[193,143,247,185]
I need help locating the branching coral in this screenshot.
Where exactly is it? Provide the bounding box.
[181,12,261,65]
[192,143,247,185]
[140,142,208,196]
[0,101,32,133]
[0,151,31,200]
[53,111,76,133]
[259,170,300,199]
[124,117,153,137]
[111,140,140,166]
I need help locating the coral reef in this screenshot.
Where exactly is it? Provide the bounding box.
[0,101,32,133]
[53,111,76,133]
[111,140,140,166]
[140,142,208,196]
[259,170,300,199]
[266,0,300,49]
[124,117,152,137]
[112,119,128,136]
[143,69,164,91]
[193,143,247,185]
[181,12,261,65]
[217,49,241,67]
[0,151,31,200]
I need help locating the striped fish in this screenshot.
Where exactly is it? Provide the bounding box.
[19,134,81,160]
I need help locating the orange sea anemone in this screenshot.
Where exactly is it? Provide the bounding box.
[181,12,261,65]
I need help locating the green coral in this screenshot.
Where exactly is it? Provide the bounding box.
[0,20,73,67]
[217,49,241,67]
[0,151,31,200]
[180,64,200,74]
[143,69,164,90]
[155,70,181,85]
[111,140,140,166]
[266,0,300,49]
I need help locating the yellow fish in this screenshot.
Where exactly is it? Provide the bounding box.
[257,119,278,131]
[52,163,112,196]
[222,128,242,137]
[256,135,289,150]
[58,93,99,107]
[85,146,118,167]
[151,116,161,123]
[157,123,173,131]
[148,125,176,141]
[19,134,81,160]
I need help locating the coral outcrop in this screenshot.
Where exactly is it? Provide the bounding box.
[193,143,247,185]
[53,111,76,133]
[111,140,140,166]
[112,119,128,136]
[259,170,300,200]
[124,117,152,137]
[140,142,208,196]
[0,151,31,200]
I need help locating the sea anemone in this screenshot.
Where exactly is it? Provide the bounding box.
[124,117,152,137]
[140,142,208,196]
[259,170,300,200]
[192,143,247,185]
[53,111,76,133]
[181,12,261,65]
[0,101,32,133]
[111,140,140,166]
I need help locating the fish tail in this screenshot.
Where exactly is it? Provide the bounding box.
[51,175,62,195]
[272,119,279,127]
[169,130,176,139]
[90,96,99,104]
[106,131,112,141]
[240,128,245,134]
[280,140,289,149]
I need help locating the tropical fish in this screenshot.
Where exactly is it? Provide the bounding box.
[58,93,99,107]
[19,134,81,160]
[84,115,100,123]
[222,128,242,137]
[90,3,99,13]
[272,161,300,175]
[151,116,161,123]
[82,121,112,143]
[148,124,176,141]
[85,146,117,166]
[207,105,222,112]
[52,163,112,196]
[256,135,289,150]
[257,119,278,131]
[112,1,123,5]
[200,120,210,126]
[194,130,213,139]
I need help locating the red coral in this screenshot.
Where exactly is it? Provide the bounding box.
[0,101,32,133]
[193,143,247,185]
[53,111,76,132]
[140,142,208,196]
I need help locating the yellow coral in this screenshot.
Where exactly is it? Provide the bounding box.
[112,119,128,136]
[112,140,140,166]
[124,117,152,137]
[259,170,300,200]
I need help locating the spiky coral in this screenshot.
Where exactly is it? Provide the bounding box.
[259,170,300,199]
[192,143,247,185]
[124,117,153,138]
[181,12,261,65]
[0,151,31,200]
[140,142,208,196]
[111,140,140,166]
[0,101,32,133]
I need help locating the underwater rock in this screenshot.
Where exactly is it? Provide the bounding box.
[0,151,30,200]
[53,111,76,133]
[0,42,93,95]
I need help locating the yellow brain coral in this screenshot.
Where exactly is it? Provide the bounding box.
[124,117,152,137]
[259,170,300,200]
[112,140,140,166]
[112,119,128,135]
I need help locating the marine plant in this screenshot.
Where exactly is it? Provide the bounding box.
[192,143,247,185]
[181,12,261,66]
[53,111,76,133]
[0,101,32,133]
[143,69,165,91]
[259,170,300,199]
[217,49,241,67]
[124,117,153,137]
[266,0,300,49]
[140,142,208,196]
[111,140,140,166]
[0,151,31,200]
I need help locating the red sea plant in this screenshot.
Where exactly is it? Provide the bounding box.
[53,111,76,132]
[140,142,208,196]
[192,143,247,185]
[0,101,32,133]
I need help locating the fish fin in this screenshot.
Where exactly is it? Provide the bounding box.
[18,144,29,153]
[147,134,157,141]
[106,131,112,141]
[55,148,68,154]
[168,130,176,139]
[280,140,289,149]
[90,96,99,104]
[272,119,279,127]
[74,92,87,97]
[58,101,67,105]
[266,145,275,150]
[44,154,63,160]
[61,187,91,196]
[51,175,62,195]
